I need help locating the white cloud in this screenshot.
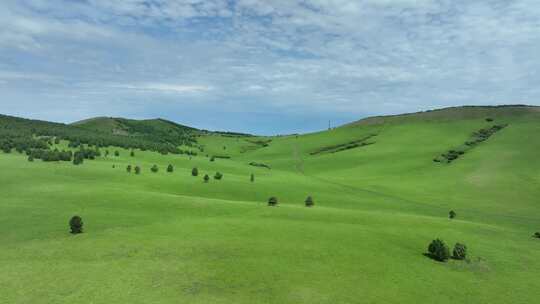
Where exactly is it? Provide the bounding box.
[112,83,213,94]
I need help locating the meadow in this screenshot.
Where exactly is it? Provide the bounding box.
[1,106,540,303]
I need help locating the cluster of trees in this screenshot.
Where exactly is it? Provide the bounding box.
[267,196,314,207]
[427,239,467,262]
[28,149,73,162]
[434,124,508,163]
[0,134,49,154]
[126,165,141,174]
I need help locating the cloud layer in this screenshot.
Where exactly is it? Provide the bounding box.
[1,0,539,134]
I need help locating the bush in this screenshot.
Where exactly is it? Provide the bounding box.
[114,150,120,157]
[73,152,84,165]
[449,210,456,219]
[167,164,174,173]
[126,165,132,173]
[203,174,210,183]
[268,196,278,207]
[452,243,467,260]
[134,166,141,174]
[214,172,223,180]
[28,155,34,162]
[130,150,135,157]
[192,167,199,176]
[151,165,159,173]
[486,118,494,122]
[69,216,83,234]
[534,232,540,238]
[210,156,215,162]
[427,239,450,262]
[305,196,314,207]
[250,173,254,182]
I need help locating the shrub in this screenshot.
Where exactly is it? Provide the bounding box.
[305,196,314,207]
[73,152,84,165]
[534,232,540,238]
[167,164,174,173]
[28,155,34,162]
[192,167,199,176]
[69,216,83,234]
[427,239,450,262]
[203,174,210,183]
[210,156,215,162]
[126,165,132,173]
[114,150,120,157]
[452,243,467,260]
[130,150,135,157]
[250,173,255,182]
[268,196,278,207]
[214,172,223,180]
[486,118,494,122]
[151,165,159,173]
[449,210,456,219]
[134,166,141,174]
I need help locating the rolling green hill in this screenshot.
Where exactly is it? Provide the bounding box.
[1,105,540,304]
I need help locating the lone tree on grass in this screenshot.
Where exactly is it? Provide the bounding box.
[305,196,314,207]
[151,164,159,173]
[449,210,456,219]
[214,172,223,180]
[135,166,141,174]
[126,165,132,173]
[167,164,174,173]
[192,167,199,176]
[452,243,467,260]
[203,174,210,183]
[250,173,255,182]
[268,196,278,207]
[427,238,450,262]
[69,216,83,234]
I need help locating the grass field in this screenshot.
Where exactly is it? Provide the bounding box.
[1,106,540,303]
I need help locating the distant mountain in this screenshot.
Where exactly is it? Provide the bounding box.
[0,114,199,155]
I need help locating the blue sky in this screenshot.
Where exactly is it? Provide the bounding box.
[1,0,539,135]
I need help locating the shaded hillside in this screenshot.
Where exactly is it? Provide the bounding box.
[0,114,196,154]
[72,117,198,147]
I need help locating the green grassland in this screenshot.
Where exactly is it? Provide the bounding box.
[1,106,540,303]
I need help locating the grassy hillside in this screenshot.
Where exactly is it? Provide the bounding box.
[1,106,540,303]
